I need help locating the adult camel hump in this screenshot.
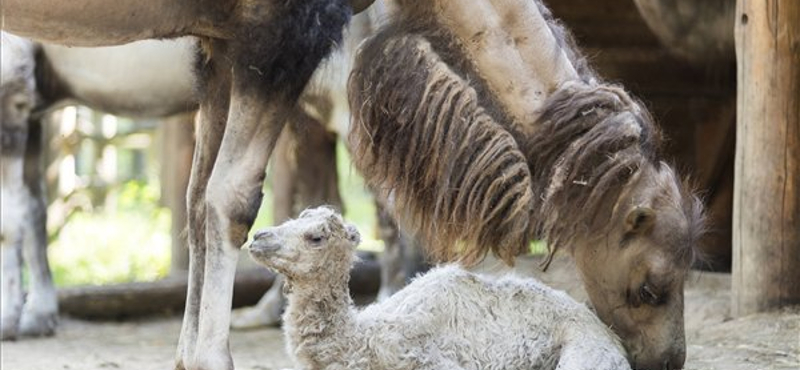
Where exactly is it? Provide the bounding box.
[4,1,371,369]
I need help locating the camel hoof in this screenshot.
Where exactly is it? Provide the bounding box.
[174,359,187,370]
[230,304,282,330]
[188,350,234,370]
[1,322,19,341]
[19,310,57,338]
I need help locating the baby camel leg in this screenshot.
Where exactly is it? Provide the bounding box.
[554,329,630,370]
[376,204,429,301]
[190,76,290,370]
[175,42,230,370]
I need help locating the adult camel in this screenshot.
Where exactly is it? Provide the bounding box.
[348,1,704,369]
[0,34,331,337]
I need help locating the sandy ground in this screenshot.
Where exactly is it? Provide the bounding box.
[3,256,799,370]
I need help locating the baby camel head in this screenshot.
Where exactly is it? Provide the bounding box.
[248,206,361,283]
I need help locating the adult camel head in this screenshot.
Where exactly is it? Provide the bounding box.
[571,162,702,370]
[348,1,704,369]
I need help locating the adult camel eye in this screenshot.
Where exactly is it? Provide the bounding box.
[639,284,661,306]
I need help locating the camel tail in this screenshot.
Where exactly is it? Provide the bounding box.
[348,32,534,266]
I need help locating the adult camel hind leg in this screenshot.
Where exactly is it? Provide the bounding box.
[376,202,430,301]
[181,1,352,369]
[19,118,58,337]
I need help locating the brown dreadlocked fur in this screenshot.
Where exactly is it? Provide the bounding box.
[349,33,534,265]
[349,1,704,267]
[525,81,662,266]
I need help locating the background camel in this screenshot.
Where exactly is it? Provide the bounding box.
[349,1,703,369]
[248,206,631,370]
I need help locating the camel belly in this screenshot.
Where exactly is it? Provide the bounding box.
[43,38,198,118]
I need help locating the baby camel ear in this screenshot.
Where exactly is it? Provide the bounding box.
[625,206,656,234]
[345,224,361,247]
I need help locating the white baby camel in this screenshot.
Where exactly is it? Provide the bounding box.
[248,206,631,370]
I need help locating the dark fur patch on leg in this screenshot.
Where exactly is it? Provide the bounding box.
[349,32,534,266]
[232,188,264,230]
[223,183,265,247]
[231,0,351,100]
[192,38,228,102]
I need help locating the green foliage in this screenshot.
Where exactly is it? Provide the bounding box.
[49,181,171,286]
[530,240,548,255]
[336,143,381,251]
[249,142,381,251]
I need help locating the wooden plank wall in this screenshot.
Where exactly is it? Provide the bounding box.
[550,0,737,270]
[732,0,800,316]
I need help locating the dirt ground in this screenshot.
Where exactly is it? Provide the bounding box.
[3,256,798,370]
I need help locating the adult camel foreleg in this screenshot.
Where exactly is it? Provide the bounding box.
[184,1,350,366]
[229,115,297,331]
[176,40,230,370]
[231,111,343,330]
[191,78,289,370]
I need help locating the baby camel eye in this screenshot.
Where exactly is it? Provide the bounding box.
[305,233,326,245]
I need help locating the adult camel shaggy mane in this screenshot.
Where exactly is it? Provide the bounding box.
[349,1,704,369]
[350,15,702,267]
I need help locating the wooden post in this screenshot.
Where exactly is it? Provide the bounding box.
[160,112,195,274]
[732,0,800,316]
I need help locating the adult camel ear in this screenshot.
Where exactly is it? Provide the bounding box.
[626,206,656,234]
[350,0,376,14]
